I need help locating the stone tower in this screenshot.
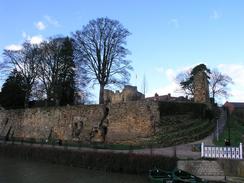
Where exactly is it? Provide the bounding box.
[193,70,210,104]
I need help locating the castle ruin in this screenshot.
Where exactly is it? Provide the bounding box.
[104,85,145,104]
[193,70,210,104]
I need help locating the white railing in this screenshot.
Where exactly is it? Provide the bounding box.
[201,142,243,159]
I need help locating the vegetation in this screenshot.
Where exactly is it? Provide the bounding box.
[1,36,86,108]
[3,42,39,107]
[209,69,233,103]
[153,115,214,146]
[214,111,244,146]
[0,144,177,174]
[1,17,132,108]
[38,37,76,106]
[0,69,26,109]
[153,102,215,146]
[159,101,210,118]
[72,17,133,104]
[176,64,233,103]
[177,64,211,98]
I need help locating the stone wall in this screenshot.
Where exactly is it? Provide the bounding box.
[0,105,104,142]
[0,100,159,144]
[193,70,210,104]
[177,160,224,176]
[106,100,159,143]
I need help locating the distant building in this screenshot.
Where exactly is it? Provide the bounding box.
[224,101,244,113]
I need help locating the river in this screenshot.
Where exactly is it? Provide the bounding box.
[0,156,148,183]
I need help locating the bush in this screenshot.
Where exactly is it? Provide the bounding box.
[0,144,177,174]
[159,102,208,119]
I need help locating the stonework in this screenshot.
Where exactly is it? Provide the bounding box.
[104,85,145,104]
[0,100,159,144]
[106,100,159,143]
[193,70,210,104]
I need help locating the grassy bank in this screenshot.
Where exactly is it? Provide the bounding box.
[214,112,244,146]
[0,143,177,174]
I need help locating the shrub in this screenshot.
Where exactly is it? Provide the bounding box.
[159,102,209,119]
[0,144,177,174]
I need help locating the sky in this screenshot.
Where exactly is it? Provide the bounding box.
[0,0,244,104]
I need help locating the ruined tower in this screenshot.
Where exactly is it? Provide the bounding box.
[193,70,210,104]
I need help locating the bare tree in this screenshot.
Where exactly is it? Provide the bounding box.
[141,73,148,96]
[176,65,233,103]
[210,69,233,102]
[3,42,39,107]
[38,37,76,106]
[72,17,133,104]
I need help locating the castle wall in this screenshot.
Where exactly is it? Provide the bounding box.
[0,105,104,142]
[0,100,159,144]
[106,100,159,143]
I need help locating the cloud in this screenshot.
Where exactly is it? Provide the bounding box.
[4,33,44,51]
[169,18,179,28]
[28,35,44,44]
[44,15,60,27]
[5,44,22,51]
[217,63,244,102]
[230,88,244,102]
[22,32,44,44]
[217,64,244,86]
[165,69,176,81]
[210,10,222,20]
[147,67,186,97]
[35,21,46,30]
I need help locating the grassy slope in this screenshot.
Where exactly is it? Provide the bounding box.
[214,113,244,146]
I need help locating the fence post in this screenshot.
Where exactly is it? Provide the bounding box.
[240,143,243,159]
[201,142,204,158]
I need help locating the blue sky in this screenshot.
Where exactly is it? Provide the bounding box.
[1,0,244,103]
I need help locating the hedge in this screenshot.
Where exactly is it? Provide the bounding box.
[0,144,177,174]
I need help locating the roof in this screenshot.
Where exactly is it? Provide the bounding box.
[224,102,244,109]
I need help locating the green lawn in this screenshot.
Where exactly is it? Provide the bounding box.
[214,114,244,146]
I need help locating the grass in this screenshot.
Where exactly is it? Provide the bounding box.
[214,113,244,146]
[152,116,214,147]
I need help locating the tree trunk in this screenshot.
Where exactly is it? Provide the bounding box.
[99,84,105,104]
[24,92,29,108]
[24,87,31,108]
[212,92,215,104]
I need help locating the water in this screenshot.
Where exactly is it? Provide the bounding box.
[0,157,148,183]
